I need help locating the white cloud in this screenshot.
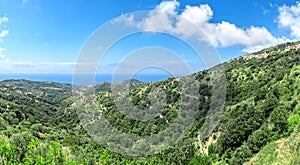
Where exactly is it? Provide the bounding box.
[0,30,9,38]
[141,12,175,32]
[180,4,213,26]
[0,15,9,61]
[154,0,179,15]
[40,61,77,66]
[112,14,135,26]
[0,16,9,24]
[119,1,289,53]
[12,61,34,67]
[278,2,300,39]
[0,16,9,39]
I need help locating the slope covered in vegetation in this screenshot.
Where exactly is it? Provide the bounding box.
[0,42,299,164]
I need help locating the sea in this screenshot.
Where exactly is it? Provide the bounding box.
[0,73,175,85]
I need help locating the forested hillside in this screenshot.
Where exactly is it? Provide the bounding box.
[0,42,299,164]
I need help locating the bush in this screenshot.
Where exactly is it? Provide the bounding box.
[288,114,300,133]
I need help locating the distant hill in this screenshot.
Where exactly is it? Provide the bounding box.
[95,78,146,93]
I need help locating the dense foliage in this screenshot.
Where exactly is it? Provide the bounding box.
[0,42,300,164]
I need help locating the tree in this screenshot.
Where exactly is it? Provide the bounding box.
[0,135,17,164]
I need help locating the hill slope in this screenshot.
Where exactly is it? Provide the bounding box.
[0,42,299,164]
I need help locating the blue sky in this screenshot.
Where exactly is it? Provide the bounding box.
[0,0,299,74]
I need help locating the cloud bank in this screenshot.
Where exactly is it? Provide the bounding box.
[118,0,291,53]
[278,2,300,39]
[0,16,9,39]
